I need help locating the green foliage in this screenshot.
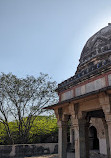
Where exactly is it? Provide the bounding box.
[29,115,58,143]
[0,115,58,145]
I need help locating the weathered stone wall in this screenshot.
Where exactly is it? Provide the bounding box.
[0,143,58,158]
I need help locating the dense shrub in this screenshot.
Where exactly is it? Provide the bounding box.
[0,115,58,145]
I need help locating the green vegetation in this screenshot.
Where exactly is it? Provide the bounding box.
[0,115,58,145]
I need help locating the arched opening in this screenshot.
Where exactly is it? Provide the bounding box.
[89,126,99,150]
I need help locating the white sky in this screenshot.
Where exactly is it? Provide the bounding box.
[0,0,111,83]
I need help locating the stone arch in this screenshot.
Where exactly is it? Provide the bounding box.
[89,125,99,150]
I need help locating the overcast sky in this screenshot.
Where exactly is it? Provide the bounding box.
[0,0,111,83]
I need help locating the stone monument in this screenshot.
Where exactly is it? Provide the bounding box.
[46,24,111,158]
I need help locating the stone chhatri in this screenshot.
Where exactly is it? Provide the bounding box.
[45,24,111,158]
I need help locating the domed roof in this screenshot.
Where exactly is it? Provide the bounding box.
[79,23,111,66]
[57,24,111,93]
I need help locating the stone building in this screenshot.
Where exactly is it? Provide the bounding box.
[46,24,111,158]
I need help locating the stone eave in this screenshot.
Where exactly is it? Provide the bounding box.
[45,86,111,110]
[57,63,111,93]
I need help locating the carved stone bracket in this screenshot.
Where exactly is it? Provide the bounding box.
[99,92,111,113]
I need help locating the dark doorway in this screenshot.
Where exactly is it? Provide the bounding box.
[89,126,99,150]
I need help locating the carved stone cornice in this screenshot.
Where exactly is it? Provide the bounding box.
[57,62,111,93]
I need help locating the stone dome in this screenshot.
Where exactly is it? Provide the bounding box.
[58,24,111,93]
[79,23,111,67]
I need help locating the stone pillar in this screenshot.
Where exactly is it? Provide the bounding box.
[70,127,74,151]
[58,120,67,158]
[73,119,89,158]
[105,114,111,158]
[99,93,111,157]
[70,127,74,144]
[73,119,80,158]
[102,118,110,157]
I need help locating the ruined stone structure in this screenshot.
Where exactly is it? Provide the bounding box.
[46,24,111,158]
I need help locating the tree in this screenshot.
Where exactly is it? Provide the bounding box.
[0,73,58,144]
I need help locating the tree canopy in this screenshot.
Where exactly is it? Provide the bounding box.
[0,73,58,144]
